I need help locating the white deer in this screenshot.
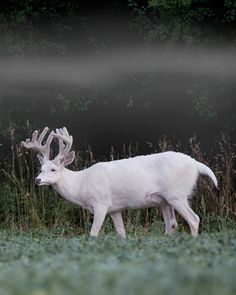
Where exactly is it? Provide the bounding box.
[21,127,218,238]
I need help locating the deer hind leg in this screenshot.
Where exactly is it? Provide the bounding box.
[161,203,178,235]
[110,211,126,239]
[146,192,178,235]
[168,198,200,237]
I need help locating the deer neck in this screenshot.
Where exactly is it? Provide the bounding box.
[52,168,85,205]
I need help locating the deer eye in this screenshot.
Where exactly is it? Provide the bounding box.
[51,169,56,172]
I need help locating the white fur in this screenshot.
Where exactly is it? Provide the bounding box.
[36,150,218,238]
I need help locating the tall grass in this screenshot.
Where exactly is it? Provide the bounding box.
[0,129,235,232]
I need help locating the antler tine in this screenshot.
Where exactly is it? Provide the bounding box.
[62,127,73,153]
[52,127,73,160]
[37,127,49,144]
[44,131,54,159]
[56,128,65,154]
[31,130,39,143]
[21,127,53,160]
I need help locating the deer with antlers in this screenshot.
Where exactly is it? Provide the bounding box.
[21,127,218,238]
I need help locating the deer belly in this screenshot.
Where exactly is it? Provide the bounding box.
[108,192,157,212]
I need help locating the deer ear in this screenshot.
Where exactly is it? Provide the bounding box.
[61,151,75,166]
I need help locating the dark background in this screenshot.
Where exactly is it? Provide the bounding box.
[0,0,235,160]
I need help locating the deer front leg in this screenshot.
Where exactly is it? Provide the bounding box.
[110,212,126,239]
[90,206,107,238]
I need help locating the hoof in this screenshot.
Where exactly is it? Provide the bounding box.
[89,236,97,245]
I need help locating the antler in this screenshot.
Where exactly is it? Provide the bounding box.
[52,127,73,160]
[21,127,53,160]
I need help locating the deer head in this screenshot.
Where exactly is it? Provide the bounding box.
[21,127,75,186]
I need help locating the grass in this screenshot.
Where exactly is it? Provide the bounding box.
[0,130,235,231]
[1,228,236,295]
[0,127,235,295]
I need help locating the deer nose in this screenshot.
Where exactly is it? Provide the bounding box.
[35,178,41,185]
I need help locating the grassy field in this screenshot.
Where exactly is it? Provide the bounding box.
[1,227,236,295]
[0,133,235,295]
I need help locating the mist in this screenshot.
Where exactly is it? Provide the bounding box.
[0,11,236,157]
[1,47,236,92]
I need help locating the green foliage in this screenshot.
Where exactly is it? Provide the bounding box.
[1,230,236,294]
[224,0,236,22]
[147,0,214,21]
[0,0,79,25]
[128,0,236,45]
